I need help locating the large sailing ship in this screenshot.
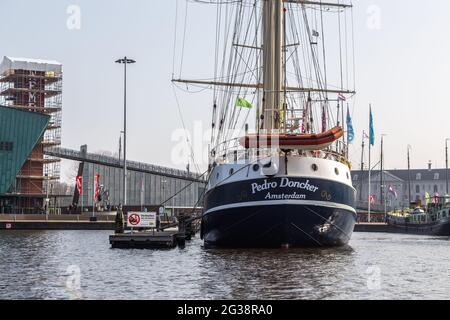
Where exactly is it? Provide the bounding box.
[173,0,357,247]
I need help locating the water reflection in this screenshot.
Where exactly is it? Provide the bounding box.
[200,246,355,299]
[1,231,450,300]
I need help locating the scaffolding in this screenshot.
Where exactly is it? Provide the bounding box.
[0,56,62,211]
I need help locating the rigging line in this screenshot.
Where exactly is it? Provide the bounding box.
[223,4,258,142]
[234,46,259,83]
[302,7,326,102]
[298,7,322,99]
[214,0,222,102]
[189,0,244,5]
[337,0,344,90]
[228,4,261,136]
[179,0,190,79]
[172,0,179,78]
[172,82,212,93]
[351,5,356,92]
[254,0,261,133]
[215,1,234,147]
[216,2,248,147]
[157,169,208,208]
[319,0,329,99]
[288,6,308,103]
[211,1,223,145]
[344,4,349,91]
[171,83,201,174]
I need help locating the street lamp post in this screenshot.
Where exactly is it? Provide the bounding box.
[45,173,49,218]
[118,131,123,207]
[115,57,136,210]
[380,134,387,212]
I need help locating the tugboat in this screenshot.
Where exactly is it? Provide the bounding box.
[173,0,357,247]
[387,197,450,236]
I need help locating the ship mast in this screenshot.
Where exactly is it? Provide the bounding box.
[262,0,284,132]
[171,0,355,139]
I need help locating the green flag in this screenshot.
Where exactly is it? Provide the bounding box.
[236,97,252,109]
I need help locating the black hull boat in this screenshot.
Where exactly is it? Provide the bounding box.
[201,204,356,248]
[387,218,450,236]
[201,176,357,248]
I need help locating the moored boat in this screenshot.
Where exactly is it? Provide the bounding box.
[387,197,450,236]
[173,0,357,248]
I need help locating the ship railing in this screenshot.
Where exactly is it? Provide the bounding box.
[210,138,350,167]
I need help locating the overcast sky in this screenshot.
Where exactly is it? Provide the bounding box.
[1,0,450,181]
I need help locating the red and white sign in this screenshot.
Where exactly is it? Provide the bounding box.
[127,212,157,228]
[76,176,83,195]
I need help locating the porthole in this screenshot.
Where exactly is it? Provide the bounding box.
[335,168,340,175]
[253,164,260,172]
[311,164,318,171]
[229,168,234,176]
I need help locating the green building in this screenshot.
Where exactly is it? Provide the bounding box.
[0,105,49,213]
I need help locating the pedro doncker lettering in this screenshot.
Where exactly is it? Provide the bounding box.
[251,178,319,200]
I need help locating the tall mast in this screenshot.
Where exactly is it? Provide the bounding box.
[407,145,411,206]
[359,131,365,201]
[262,0,285,132]
[380,135,384,206]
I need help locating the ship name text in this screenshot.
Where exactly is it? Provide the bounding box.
[251,178,319,194]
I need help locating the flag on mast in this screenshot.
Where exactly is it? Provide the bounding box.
[76,176,83,195]
[236,97,253,109]
[369,107,375,146]
[94,174,100,200]
[388,185,398,199]
[346,105,354,143]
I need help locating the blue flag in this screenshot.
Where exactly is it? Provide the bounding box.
[369,107,375,146]
[346,105,355,143]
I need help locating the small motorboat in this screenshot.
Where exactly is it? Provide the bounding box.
[239,126,344,150]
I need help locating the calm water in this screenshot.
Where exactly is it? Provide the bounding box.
[1,230,450,300]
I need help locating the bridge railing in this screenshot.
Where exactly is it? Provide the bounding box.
[44,147,206,182]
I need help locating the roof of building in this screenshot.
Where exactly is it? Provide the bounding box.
[0,105,50,194]
[0,56,62,74]
[352,169,448,183]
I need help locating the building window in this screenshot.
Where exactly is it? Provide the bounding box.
[0,141,13,152]
[416,185,420,194]
[434,173,440,180]
[434,185,438,193]
[353,174,358,181]
[416,173,422,180]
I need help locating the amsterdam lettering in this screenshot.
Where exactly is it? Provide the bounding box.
[251,178,319,194]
